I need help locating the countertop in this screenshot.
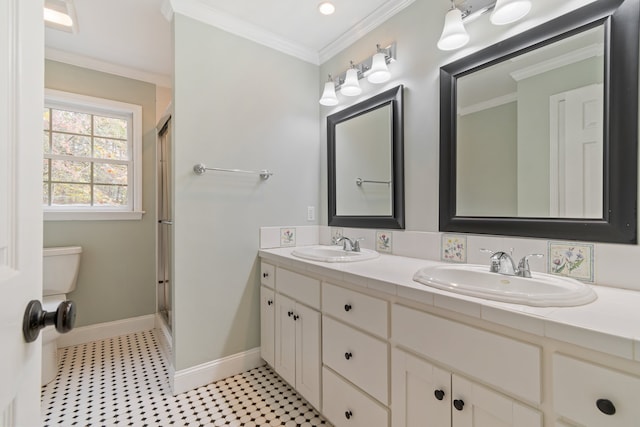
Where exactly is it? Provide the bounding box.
[259,246,640,362]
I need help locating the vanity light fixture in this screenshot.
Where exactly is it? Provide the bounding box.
[318,42,397,106]
[318,2,336,15]
[367,45,392,83]
[437,2,470,51]
[319,74,339,106]
[490,0,532,25]
[437,0,532,50]
[341,62,363,96]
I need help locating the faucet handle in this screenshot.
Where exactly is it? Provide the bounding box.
[517,254,544,278]
[480,248,501,273]
[353,238,364,252]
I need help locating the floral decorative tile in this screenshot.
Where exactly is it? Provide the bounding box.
[441,234,467,263]
[548,242,594,282]
[376,231,392,253]
[280,228,296,247]
[331,228,343,245]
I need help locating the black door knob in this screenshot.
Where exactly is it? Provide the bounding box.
[596,398,616,415]
[293,314,299,321]
[344,304,352,312]
[267,299,273,306]
[345,410,353,419]
[434,389,445,401]
[263,272,269,278]
[23,300,76,343]
[288,311,293,317]
[453,399,464,411]
[345,352,353,360]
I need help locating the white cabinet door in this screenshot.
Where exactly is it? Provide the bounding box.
[392,348,451,427]
[295,303,321,410]
[260,286,275,367]
[275,294,296,387]
[452,375,541,427]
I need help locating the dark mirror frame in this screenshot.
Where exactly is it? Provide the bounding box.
[328,85,405,229]
[440,0,638,244]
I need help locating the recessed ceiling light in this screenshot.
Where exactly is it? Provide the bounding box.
[318,2,336,15]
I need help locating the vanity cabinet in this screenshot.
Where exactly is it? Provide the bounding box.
[267,266,321,410]
[259,252,640,427]
[392,348,542,427]
[552,354,640,426]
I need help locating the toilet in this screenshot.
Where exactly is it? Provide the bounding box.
[42,246,82,385]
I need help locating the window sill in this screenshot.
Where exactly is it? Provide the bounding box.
[44,210,145,221]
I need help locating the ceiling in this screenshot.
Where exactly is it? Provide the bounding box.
[44,0,416,87]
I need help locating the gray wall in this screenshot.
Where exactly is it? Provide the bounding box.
[44,60,157,327]
[335,105,392,216]
[172,15,320,370]
[457,102,518,216]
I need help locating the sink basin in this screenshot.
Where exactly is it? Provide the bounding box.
[413,264,597,307]
[292,245,379,263]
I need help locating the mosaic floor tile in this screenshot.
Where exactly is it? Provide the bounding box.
[41,330,330,426]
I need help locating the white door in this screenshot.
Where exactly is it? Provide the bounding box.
[391,348,451,427]
[0,0,44,425]
[549,84,604,218]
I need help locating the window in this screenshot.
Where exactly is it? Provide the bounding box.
[43,89,143,220]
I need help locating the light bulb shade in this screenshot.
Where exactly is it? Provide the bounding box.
[437,8,470,51]
[490,0,532,25]
[367,52,391,84]
[341,68,362,96]
[319,81,339,106]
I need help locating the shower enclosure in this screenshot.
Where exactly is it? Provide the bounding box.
[157,115,172,330]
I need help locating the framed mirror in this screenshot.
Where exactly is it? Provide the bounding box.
[440,0,638,243]
[328,85,405,229]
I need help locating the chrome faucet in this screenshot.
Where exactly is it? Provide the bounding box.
[481,249,543,277]
[335,236,363,252]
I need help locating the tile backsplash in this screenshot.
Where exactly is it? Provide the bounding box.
[259,225,640,291]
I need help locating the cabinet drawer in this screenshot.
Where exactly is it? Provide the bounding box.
[323,282,388,338]
[323,367,389,427]
[260,262,275,288]
[276,268,320,309]
[392,304,541,404]
[323,316,388,404]
[553,354,640,426]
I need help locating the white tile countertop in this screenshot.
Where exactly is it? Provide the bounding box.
[259,246,640,362]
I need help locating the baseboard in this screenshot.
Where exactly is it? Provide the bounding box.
[57,314,156,348]
[171,347,264,395]
[154,313,173,363]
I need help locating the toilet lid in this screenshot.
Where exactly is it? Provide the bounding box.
[42,295,66,312]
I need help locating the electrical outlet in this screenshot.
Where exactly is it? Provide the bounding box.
[307,206,315,221]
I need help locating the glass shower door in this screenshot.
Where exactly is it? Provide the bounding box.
[157,116,172,330]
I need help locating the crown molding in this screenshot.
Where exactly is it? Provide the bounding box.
[168,0,320,65]
[458,92,517,116]
[165,0,415,66]
[510,43,604,82]
[318,0,416,64]
[45,47,172,87]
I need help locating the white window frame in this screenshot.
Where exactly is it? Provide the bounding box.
[43,89,143,221]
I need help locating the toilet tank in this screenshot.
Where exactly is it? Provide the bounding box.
[43,246,82,296]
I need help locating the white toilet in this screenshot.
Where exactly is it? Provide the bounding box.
[42,246,82,385]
